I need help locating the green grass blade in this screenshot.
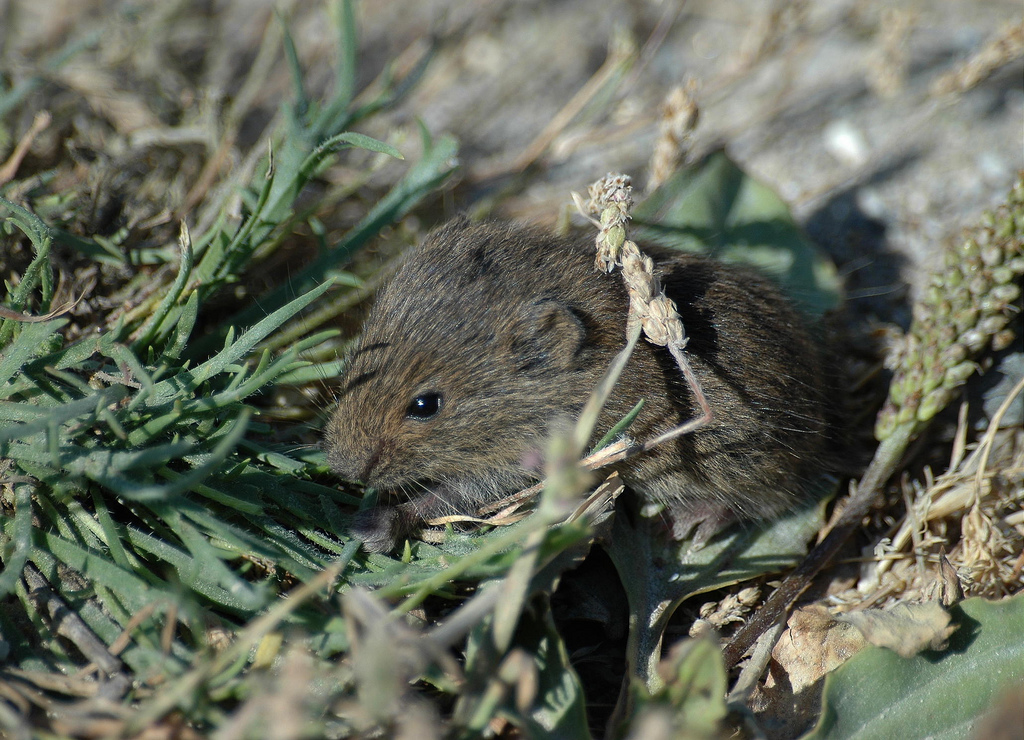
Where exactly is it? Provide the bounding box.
[133,223,195,353]
[186,279,334,385]
[197,132,457,348]
[0,483,34,597]
[324,0,357,125]
[0,199,55,345]
[0,388,126,445]
[0,319,65,389]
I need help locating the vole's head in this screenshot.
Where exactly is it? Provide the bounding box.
[324,219,614,511]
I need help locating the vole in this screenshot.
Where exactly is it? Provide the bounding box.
[324,218,835,553]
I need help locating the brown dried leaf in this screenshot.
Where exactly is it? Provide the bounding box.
[772,605,866,694]
[935,553,966,607]
[772,600,956,694]
[836,602,956,658]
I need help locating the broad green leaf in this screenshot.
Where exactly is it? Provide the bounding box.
[456,594,591,740]
[634,150,841,318]
[805,594,1024,740]
[605,483,831,690]
[660,637,727,731]
[514,600,592,740]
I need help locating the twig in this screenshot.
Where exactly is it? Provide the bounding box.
[0,274,94,323]
[480,36,636,178]
[21,563,130,700]
[0,111,51,186]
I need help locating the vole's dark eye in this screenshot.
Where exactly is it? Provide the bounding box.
[406,392,443,420]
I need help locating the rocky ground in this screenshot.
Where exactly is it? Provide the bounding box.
[355,0,1022,326]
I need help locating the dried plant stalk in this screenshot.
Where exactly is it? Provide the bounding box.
[574,173,713,453]
[867,9,915,98]
[931,21,1024,97]
[647,81,699,192]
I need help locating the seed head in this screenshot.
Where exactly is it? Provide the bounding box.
[876,174,1024,440]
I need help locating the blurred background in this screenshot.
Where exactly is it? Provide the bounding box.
[2,0,1021,323]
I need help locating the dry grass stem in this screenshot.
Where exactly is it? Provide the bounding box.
[494,33,636,177]
[577,173,713,444]
[0,273,93,323]
[859,378,1024,600]
[0,111,52,185]
[457,439,632,529]
[646,80,700,192]
[931,20,1024,97]
[867,9,916,98]
[730,0,808,74]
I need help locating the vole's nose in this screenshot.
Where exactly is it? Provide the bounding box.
[325,445,358,482]
[325,439,383,484]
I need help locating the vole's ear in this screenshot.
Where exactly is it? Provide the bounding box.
[510,299,586,371]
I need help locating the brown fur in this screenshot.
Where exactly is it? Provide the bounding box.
[324,219,835,552]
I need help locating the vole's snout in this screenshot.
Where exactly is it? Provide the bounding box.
[324,441,355,482]
[324,419,385,485]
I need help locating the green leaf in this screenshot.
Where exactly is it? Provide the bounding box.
[660,637,727,730]
[0,387,127,444]
[634,150,841,318]
[164,289,200,360]
[0,483,34,597]
[280,9,310,128]
[0,318,65,389]
[299,132,404,183]
[0,197,51,252]
[805,594,1024,740]
[605,482,831,691]
[325,0,357,123]
[514,601,592,740]
[623,636,728,739]
[0,198,56,345]
[33,530,156,614]
[183,278,335,388]
[132,224,195,354]
[457,595,592,740]
[190,131,458,358]
[593,399,644,452]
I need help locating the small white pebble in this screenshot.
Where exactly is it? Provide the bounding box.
[461,34,503,74]
[823,119,870,168]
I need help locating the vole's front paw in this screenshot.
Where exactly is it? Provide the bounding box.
[352,506,406,553]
